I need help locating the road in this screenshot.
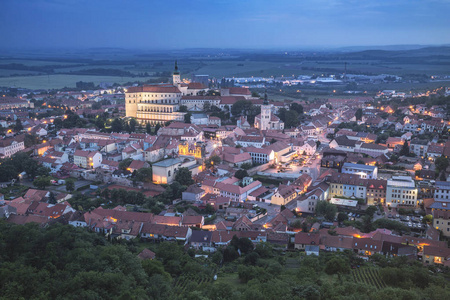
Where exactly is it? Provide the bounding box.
[17,178,93,194]
[308,155,321,181]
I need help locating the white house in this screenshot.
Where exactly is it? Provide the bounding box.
[386,176,418,208]
[73,149,102,169]
[342,163,378,179]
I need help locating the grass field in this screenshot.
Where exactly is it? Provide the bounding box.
[0,74,156,89]
[0,69,43,76]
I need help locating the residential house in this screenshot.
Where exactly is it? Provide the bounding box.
[386,176,419,208]
[181,215,204,228]
[409,139,429,157]
[294,232,321,250]
[0,135,25,157]
[140,223,192,244]
[271,185,298,206]
[328,173,368,201]
[244,147,274,164]
[73,150,102,169]
[366,179,387,205]
[127,160,149,173]
[353,238,382,256]
[190,230,214,251]
[236,135,265,148]
[138,248,156,260]
[182,184,205,202]
[320,235,354,252]
[422,246,450,266]
[342,163,378,179]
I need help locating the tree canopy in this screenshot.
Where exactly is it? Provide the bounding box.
[316,201,337,221]
[175,168,194,186]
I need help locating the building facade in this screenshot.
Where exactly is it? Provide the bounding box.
[386,176,418,208]
[342,163,378,179]
[125,62,186,124]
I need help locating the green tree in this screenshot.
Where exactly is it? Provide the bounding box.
[234,169,248,180]
[48,192,57,204]
[366,206,377,218]
[211,251,223,265]
[145,122,152,134]
[399,141,409,156]
[23,135,38,148]
[135,167,153,182]
[337,212,348,223]
[362,215,374,233]
[33,176,51,190]
[203,102,211,112]
[325,257,350,275]
[251,91,260,98]
[111,118,123,132]
[223,246,239,262]
[231,100,253,117]
[141,259,171,280]
[14,119,23,132]
[205,155,221,168]
[284,110,299,128]
[65,179,75,193]
[435,156,449,173]
[154,123,161,135]
[355,108,363,121]
[244,251,259,265]
[128,118,137,133]
[238,237,254,254]
[316,201,337,221]
[174,167,194,186]
[184,112,192,124]
[423,214,433,224]
[240,162,252,170]
[119,158,133,170]
[290,103,304,114]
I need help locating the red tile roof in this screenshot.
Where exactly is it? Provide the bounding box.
[127,85,181,93]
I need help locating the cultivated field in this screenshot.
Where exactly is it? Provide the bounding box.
[0,74,155,90]
[0,47,449,90]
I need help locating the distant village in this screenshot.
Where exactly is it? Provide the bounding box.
[1,62,450,268]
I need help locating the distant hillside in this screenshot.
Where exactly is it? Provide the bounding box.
[342,46,450,59]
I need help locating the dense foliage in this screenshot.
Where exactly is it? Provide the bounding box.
[0,152,49,182]
[1,222,449,300]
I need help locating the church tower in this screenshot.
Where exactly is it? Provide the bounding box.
[173,60,181,86]
[260,89,271,130]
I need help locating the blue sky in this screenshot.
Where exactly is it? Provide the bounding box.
[0,0,449,49]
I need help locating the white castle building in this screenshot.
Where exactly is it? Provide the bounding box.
[125,62,208,124]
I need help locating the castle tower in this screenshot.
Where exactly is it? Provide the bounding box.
[173,60,181,86]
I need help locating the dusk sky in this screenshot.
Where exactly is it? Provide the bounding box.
[1,0,449,49]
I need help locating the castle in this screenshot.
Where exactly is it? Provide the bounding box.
[125,62,208,124]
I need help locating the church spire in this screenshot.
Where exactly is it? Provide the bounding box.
[173,60,179,75]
